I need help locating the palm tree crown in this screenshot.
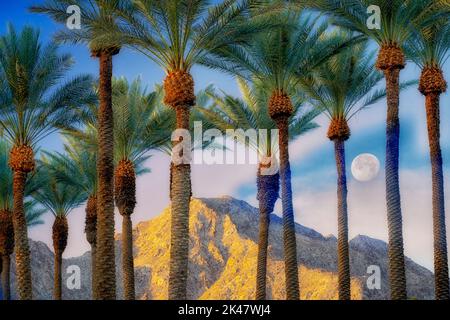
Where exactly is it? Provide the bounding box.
[202,10,359,99]
[199,78,319,156]
[0,140,46,225]
[30,0,125,53]
[0,24,96,148]
[303,41,391,125]
[31,157,86,219]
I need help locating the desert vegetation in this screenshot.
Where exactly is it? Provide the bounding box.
[0,0,448,301]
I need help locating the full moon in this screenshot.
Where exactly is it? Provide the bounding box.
[351,153,380,182]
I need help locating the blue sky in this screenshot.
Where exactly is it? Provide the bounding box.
[1,2,450,271]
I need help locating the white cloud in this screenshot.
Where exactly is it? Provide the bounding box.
[290,168,450,271]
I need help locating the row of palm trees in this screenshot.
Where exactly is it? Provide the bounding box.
[0,0,448,300]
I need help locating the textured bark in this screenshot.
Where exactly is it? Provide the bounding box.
[276,117,299,300]
[54,251,62,300]
[2,255,10,300]
[52,216,68,300]
[85,195,97,299]
[334,140,351,300]
[95,50,116,300]
[425,93,449,300]
[115,160,137,300]
[12,171,32,300]
[168,107,192,300]
[255,167,279,300]
[0,209,13,300]
[121,214,135,300]
[384,68,407,300]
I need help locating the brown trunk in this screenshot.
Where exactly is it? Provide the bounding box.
[115,160,136,300]
[384,68,407,300]
[276,117,300,300]
[54,251,62,300]
[95,50,116,300]
[168,107,192,300]
[334,139,351,300]
[2,254,10,300]
[121,214,135,300]
[425,92,449,300]
[52,216,68,300]
[12,171,32,299]
[255,164,279,300]
[85,195,97,299]
[0,208,14,301]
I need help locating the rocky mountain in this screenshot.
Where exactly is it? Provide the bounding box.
[6,196,434,300]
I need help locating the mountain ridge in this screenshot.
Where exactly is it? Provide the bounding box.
[6,196,434,300]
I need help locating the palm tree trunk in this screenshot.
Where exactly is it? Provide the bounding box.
[384,68,407,300]
[2,255,10,300]
[12,171,32,300]
[169,107,192,300]
[54,251,62,300]
[52,216,68,300]
[334,140,351,300]
[276,117,299,300]
[85,194,97,299]
[255,168,279,300]
[122,214,135,300]
[425,92,449,300]
[95,51,116,300]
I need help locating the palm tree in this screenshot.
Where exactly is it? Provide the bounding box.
[30,157,86,300]
[110,0,269,299]
[0,25,95,299]
[300,40,416,299]
[112,78,178,299]
[201,9,360,299]
[198,78,319,299]
[306,0,443,300]
[31,0,125,299]
[64,78,177,299]
[405,18,450,300]
[42,136,98,299]
[0,140,45,301]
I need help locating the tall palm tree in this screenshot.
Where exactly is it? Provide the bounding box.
[405,18,450,300]
[30,157,86,300]
[42,136,98,298]
[301,41,415,299]
[201,9,360,299]
[31,0,125,299]
[0,141,45,300]
[112,78,177,300]
[307,0,443,300]
[0,25,95,299]
[198,78,319,299]
[64,78,177,299]
[110,0,269,299]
